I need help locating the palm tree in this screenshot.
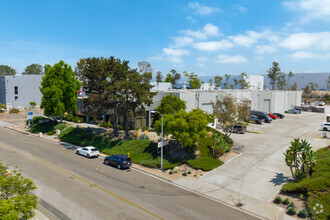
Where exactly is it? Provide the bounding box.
[304,150,316,178]
[284,149,296,180]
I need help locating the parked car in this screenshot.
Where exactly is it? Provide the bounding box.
[318,101,325,106]
[272,113,284,119]
[250,110,272,123]
[247,115,263,124]
[321,122,330,131]
[76,146,100,158]
[104,154,132,169]
[293,107,302,114]
[268,113,278,119]
[285,109,298,114]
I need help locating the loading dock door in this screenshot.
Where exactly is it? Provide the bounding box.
[263,99,270,113]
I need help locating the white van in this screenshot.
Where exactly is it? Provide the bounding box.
[321,122,330,131]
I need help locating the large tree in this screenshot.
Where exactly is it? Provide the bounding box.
[22,64,44,75]
[156,71,163,89]
[223,74,231,89]
[234,72,250,89]
[40,61,82,120]
[0,65,16,75]
[154,109,209,149]
[0,161,38,219]
[184,71,202,89]
[155,93,186,115]
[169,69,180,88]
[214,76,223,89]
[287,71,294,90]
[267,62,283,90]
[212,94,250,142]
[276,72,287,90]
[138,61,153,75]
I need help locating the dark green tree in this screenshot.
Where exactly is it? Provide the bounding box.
[0,65,16,75]
[214,76,223,89]
[40,61,82,121]
[138,61,153,75]
[277,72,287,90]
[0,161,38,219]
[169,69,180,88]
[287,71,294,90]
[267,62,282,90]
[22,64,44,75]
[234,72,250,89]
[164,73,172,83]
[156,71,163,89]
[184,71,202,89]
[223,74,231,89]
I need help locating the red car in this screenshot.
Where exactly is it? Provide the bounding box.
[268,113,278,119]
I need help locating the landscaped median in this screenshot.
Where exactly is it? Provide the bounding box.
[58,127,231,171]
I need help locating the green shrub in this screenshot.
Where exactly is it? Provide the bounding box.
[298,209,308,218]
[287,207,296,215]
[141,126,148,132]
[187,157,223,171]
[182,172,187,176]
[47,131,55,135]
[273,196,283,204]
[282,198,290,205]
[174,169,178,173]
[98,121,113,128]
[118,124,124,130]
[74,117,83,123]
[139,133,149,140]
[288,202,296,209]
[187,170,191,174]
[169,170,173,174]
[9,108,19,114]
[29,101,36,107]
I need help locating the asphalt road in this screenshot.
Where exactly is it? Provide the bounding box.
[0,126,258,220]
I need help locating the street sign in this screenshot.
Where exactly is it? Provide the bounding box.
[27,112,33,121]
[158,142,162,148]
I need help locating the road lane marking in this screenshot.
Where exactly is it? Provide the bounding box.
[0,142,164,220]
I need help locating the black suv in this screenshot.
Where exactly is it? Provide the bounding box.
[247,115,263,124]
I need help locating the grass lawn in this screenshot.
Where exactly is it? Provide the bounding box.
[281,147,330,219]
[58,127,231,171]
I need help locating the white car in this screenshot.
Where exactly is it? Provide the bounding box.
[318,101,325,106]
[321,122,330,131]
[76,146,100,158]
[285,109,298,114]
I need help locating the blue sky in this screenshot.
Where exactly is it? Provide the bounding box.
[1,0,330,76]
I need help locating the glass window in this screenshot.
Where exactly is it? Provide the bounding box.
[14,86,18,95]
[15,96,18,100]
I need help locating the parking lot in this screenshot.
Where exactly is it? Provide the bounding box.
[174,107,329,219]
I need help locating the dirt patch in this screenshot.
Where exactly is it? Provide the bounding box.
[219,151,239,163]
[273,192,308,219]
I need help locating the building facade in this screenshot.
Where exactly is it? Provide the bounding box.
[0,75,43,110]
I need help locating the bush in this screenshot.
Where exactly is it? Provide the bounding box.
[118,124,124,130]
[187,170,191,174]
[187,157,224,171]
[74,117,83,123]
[287,207,296,215]
[47,131,55,136]
[182,172,187,176]
[29,102,36,107]
[169,170,173,174]
[98,121,113,128]
[288,202,296,209]
[298,209,308,218]
[9,108,19,114]
[141,126,148,132]
[174,169,178,173]
[273,196,283,204]
[282,198,290,205]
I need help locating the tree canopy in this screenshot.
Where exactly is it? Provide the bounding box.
[0,65,16,76]
[233,72,250,89]
[0,161,38,219]
[214,76,223,89]
[184,71,202,89]
[40,61,82,118]
[154,109,209,148]
[155,94,186,115]
[267,62,286,90]
[22,64,44,75]
[76,57,155,140]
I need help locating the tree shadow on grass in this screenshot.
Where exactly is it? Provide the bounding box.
[270,172,291,186]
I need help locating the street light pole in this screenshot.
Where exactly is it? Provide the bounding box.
[151,110,163,171]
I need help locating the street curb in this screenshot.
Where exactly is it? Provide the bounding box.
[5,126,271,220]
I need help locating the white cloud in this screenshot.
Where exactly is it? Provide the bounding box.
[148,55,163,61]
[214,54,248,64]
[197,63,205,67]
[162,48,189,56]
[188,2,221,15]
[234,4,247,13]
[193,40,233,51]
[283,0,330,22]
[279,32,330,50]
[229,31,262,47]
[186,16,197,24]
[289,51,328,60]
[255,45,278,54]
[182,23,221,39]
[172,36,194,47]
[169,56,183,63]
